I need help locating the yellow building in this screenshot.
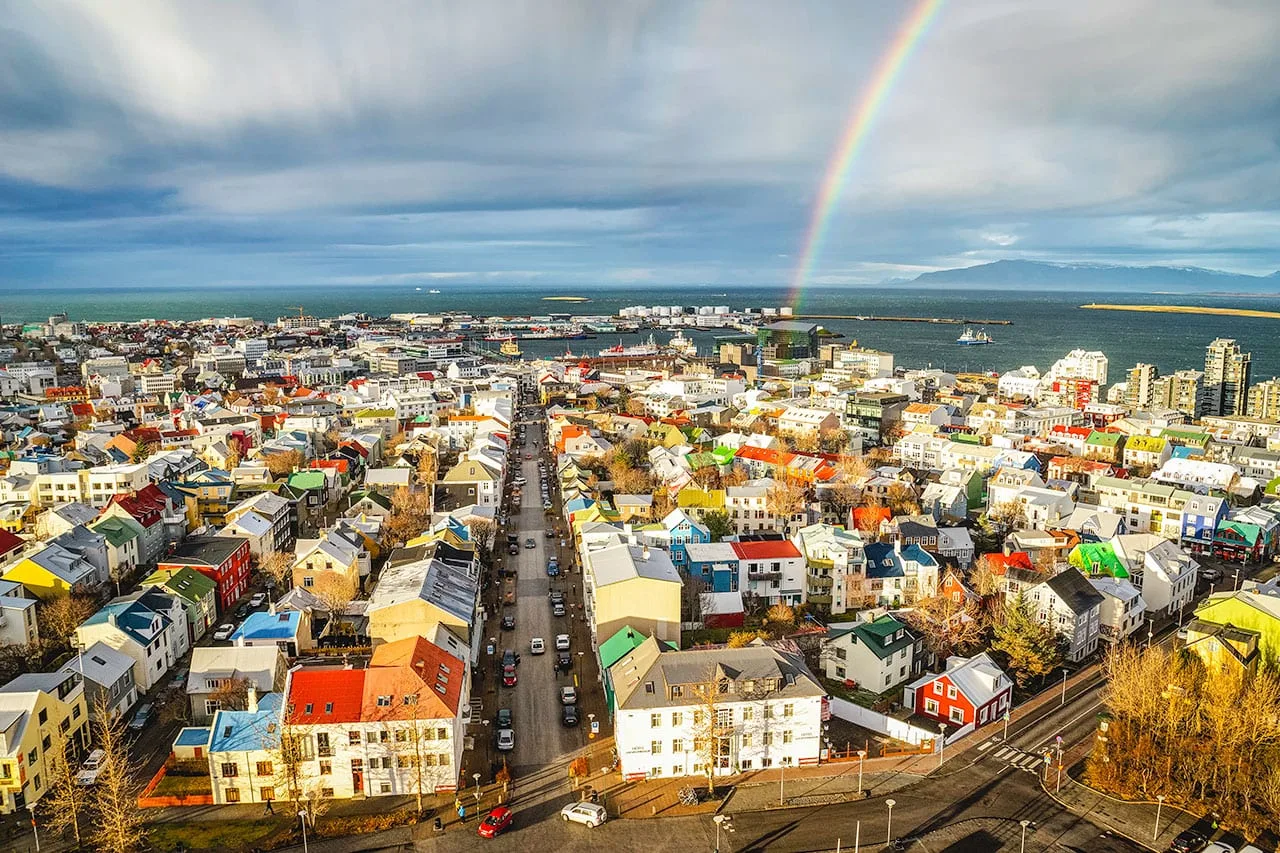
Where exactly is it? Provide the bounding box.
[583,541,682,648]
[367,541,478,649]
[2,544,99,600]
[0,670,90,813]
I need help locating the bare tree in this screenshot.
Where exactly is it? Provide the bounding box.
[40,733,88,846]
[264,449,304,478]
[259,551,295,594]
[902,595,986,660]
[690,670,733,793]
[969,556,1005,599]
[767,479,808,535]
[385,486,433,547]
[884,482,920,516]
[208,676,254,713]
[38,593,99,654]
[89,694,146,853]
[680,573,715,627]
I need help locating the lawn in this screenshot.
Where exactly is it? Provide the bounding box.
[152,772,213,798]
[145,818,287,852]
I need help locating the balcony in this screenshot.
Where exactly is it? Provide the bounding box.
[747,569,782,581]
[807,594,833,607]
[808,576,834,591]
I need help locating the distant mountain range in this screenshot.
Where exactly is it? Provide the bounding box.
[904,259,1280,292]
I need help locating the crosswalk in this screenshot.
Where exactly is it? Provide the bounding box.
[985,742,1047,772]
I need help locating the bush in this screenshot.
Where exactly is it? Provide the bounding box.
[315,809,421,838]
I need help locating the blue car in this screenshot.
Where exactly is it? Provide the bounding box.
[546,561,560,577]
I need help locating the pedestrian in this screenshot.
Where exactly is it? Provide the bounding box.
[264,798,274,815]
[458,804,467,822]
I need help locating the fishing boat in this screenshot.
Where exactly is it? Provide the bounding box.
[599,334,659,358]
[484,332,516,343]
[499,339,522,358]
[667,330,697,356]
[956,327,994,346]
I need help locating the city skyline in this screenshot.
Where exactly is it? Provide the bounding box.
[3,0,1280,291]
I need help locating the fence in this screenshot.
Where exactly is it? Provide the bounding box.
[137,762,215,808]
[828,696,954,748]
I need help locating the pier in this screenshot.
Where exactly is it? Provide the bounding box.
[788,314,1013,325]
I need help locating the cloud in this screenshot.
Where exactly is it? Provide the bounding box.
[1,0,1279,287]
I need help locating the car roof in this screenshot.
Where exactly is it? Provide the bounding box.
[488,805,512,818]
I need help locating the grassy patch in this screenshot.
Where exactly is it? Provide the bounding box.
[145,818,285,852]
[153,772,213,798]
[821,677,892,709]
[681,627,733,648]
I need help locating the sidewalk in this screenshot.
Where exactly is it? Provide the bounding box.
[722,758,924,814]
[1046,771,1202,851]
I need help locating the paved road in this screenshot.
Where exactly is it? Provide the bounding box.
[501,444,582,771]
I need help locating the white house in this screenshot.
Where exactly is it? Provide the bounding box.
[821,613,922,692]
[1012,567,1103,662]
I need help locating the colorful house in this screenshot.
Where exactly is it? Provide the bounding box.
[1213,520,1265,564]
[902,652,1013,731]
[158,535,252,615]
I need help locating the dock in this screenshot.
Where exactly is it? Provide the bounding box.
[789,314,1013,325]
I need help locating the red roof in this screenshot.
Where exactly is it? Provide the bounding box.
[734,445,795,466]
[731,540,802,560]
[310,459,350,474]
[365,636,465,718]
[0,529,24,558]
[981,551,1033,575]
[288,669,367,724]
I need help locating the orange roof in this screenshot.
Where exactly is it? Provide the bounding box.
[982,551,1033,575]
[364,636,465,719]
[735,445,795,466]
[288,668,367,724]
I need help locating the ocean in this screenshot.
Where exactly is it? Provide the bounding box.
[6,283,1280,382]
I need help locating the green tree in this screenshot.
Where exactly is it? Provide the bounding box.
[989,594,1063,686]
[702,509,733,542]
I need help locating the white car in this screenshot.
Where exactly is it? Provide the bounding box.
[249,592,267,608]
[213,623,235,641]
[496,728,515,751]
[530,637,546,655]
[1203,844,1237,853]
[555,634,571,651]
[560,685,578,705]
[75,749,105,786]
[560,801,607,828]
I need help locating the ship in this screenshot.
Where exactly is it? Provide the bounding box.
[956,327,994,346]
[599,334,659,358]
[499,339,522,358]
[428,289,441,294]
[667,330,697,357]
[484,332,516,342]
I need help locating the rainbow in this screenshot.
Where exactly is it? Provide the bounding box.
[787,0,944,308]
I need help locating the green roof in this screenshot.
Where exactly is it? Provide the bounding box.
[1161,428,1209,446]
[90,516,140,547]
[1085,431,1123,447]
[949,432,982,445]
[1216,520,1262,546]
[831,615,914,659]
[144,566,216,604]
[355,408,395,419]
[710,446,737,465]
[599,625,649,671]
[685,452,720,470]
[1070,542,1128,578]
[287,471,327,490]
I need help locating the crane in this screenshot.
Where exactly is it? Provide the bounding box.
[287,306,306,318]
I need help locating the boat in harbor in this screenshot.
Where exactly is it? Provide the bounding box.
[667,330,697,356]
[499,339,522,358]
[956,327,994,345]
[484,332,516,342]
[599,334,659,358]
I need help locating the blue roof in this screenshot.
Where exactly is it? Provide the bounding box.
[232,610,300,642]
[863,542,903,579]
[564,497,594,513]
[208,693,284,753]
[175,727,211,747]
[901,543,938,566]
[1171,445,1199,459]
[446,517,471,541]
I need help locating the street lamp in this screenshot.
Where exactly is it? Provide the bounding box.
[1060,668,1069,706]
[298,810,309,853]
[1154,794,1165,840]
[1019,819,1030,853]
[937,723,947,767]
[885,799,896,845]
[856,749,867,795]
[576,650,585,687]
[27,803,39,852]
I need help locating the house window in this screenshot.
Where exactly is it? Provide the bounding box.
[206,699,222,716]
[835,647,847,660]
[651,741,662,755]
[742,708,754,722]
[782,731,793,744]
[651,713,661,728]
[320,761,332,775]
[380,782,392,794]
[377,695,391,707]
[742,734,753,747]
[933,682,943,695]
[949,706,965,724]
[256,762,273,777]
[221,763,239,778]
[672,738,684,753]
[349,731,361,745]
[762,732,773,746]
[303,576,314,588]
[260,786,275,801]
[946,685,957,700]
[671,712,683,727]
[316,733,332,757]
[225,788,241,803]
[783,703,794,718]
[925,698,939,715]
[671,685,683,699]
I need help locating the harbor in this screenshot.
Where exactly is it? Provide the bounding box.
[789,313,1014,325]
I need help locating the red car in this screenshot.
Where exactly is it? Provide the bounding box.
[478,805,514,838]
[502,664,518,686]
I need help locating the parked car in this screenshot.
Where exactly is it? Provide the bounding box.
[561,704,579,727]
[503,665,518,687]
[75,749,106,786]
[555,633,571,651]
[496,728,515,751]
[249,592,268,608]
[1168,830,1208,853]
[1200,567,1223,582]
[128,703,154,732]
[556,652,572,673]
[530,637,545,655]
[546,529,557,538]
[525,538,536,549]
[234,603,251,619]
[502,649,518,668]
[213,623,236,641]
[559,801,605,827]
[553,602,566,617]
[496,708,513,728]
[560,685,577,705]
[478,806,514,838]
[1201,844,1236,853]
[509,544,519,556]
[501,614,516,631]
[546,561,560,577]
[549,590,565,605]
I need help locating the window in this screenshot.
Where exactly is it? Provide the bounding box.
[320,761,332,775]
[741,734,752,747]
[835,647,847,660]
[671,685,683,699]
[33,774,41,792]
[376,695,391,707]
[742,708,754,722]
[221,763,239,778]
[380,782,392,794]
[783,703,794,718]
[950,706,965,724]
[933,682,943,695]
[349,731,361,745]
[395,729,408,743]
[763,705,773,720]
[38,709,47,725]
[438,752,450,766]
[225,788,240,803]
[72,705,81,720]
[316,733,332,757]
[651,713,662,728]
[260,786,275,801]
[925,698,939,714]
[762,732,774,746]
[884,674,892,686]
[303,576,314,588]
[651,741,662,755]
[672,738,684,753]
[715,709,732,727]
[304,703,314,714]
[325,702,334,714]
[946,685,958,700]
[321,787,335,798]
[782,731,793,744]
[671,711,684,727]
[256,762,273,777]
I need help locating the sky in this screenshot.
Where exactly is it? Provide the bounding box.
[2,0,1279,290]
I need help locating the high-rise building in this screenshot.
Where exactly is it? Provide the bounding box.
[1049,349,1109,387]
[1202,338,1251,417]
[1152,369,1203,418]
[1125,363,1160,410]
[1247,378,1280,421]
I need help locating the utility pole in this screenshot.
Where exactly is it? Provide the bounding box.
[1060,668,1068,706]
[1154,795,1165,841]
[856,749,866,795]
[885,799,896,845]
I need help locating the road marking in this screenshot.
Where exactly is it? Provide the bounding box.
[993,746,1016,761]
[978,740,995,752]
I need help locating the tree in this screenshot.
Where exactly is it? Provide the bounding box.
[208,677,253,713]
[40,732,89,847]
[38,593,99,653]
[969,556,1004,599]
[264,449,304,478]
[311,573,359,616]
[690,670,733,793]
[385,486,434,547]
[766,479,808,535]
[884,482,920,516]
[258,551,295,595]
[726,629,767,648]
[703,510,733,542]
[469,519,497,565]
[0,643,44,685]
[568,756,589,789]
[823,455,869,520]
[89,694,146,853]
[416,449,438,486]
[987,500,1028,532]
[681,573,714,627]
[764,603,796,639]
[903,595,986,660]
[989,595,1063,686]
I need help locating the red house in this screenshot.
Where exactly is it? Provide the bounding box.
[158,535,251,614]
[903,653,1013,731]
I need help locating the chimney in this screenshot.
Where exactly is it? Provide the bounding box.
[107,610,117,628]
[640,546,650,561]
[246,685,258,713]
[893,536,902,555]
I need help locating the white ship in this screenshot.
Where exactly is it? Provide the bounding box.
[956,327,994,346]
[599,334,659,358]
[667,330,697,356]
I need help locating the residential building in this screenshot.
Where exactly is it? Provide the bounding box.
[1089,575,1145,643]
[367,541,480,660]
[0,582,39,648]
[610,636,825,779]
[188,645,288,725]
[140,566,218,642]
[158,535,251,615]
[0,670,90,814]
[822,613,922,692]
[1015,567,1103,662]
[1125,363,1159,410]
[791,523,866,614]
[583,540,682,649]
[74,589,184,691]
[1202,338,1251,418]
[59,641,137,722]
[1246,377,1280,420]
[902,653,1013,732]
